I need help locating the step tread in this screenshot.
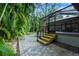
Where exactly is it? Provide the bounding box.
[48,34,56,36]
[45,33,56,36]
[38,39,49,45]
[41,37,55,42]
[37,33,57,45]
[44,35,55,38]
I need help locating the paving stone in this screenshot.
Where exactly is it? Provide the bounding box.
[19,33,79,56]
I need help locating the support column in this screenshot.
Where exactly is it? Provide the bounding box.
[54,14,56,33]
[39,20,41,38]
[47,17,50,33]
[70,20,72,32]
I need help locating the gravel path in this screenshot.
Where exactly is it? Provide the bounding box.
[19,33,79,56]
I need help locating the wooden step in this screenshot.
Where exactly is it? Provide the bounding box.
[48,34,56,37]
[37,33,57,45]
[37,39,49,45]
[41,37,54,42]
[44,35,55,39]
[45,33,56,36]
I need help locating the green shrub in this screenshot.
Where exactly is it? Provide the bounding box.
[0,37,15,56]
[0,28,11,40]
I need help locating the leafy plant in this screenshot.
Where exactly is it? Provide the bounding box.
[0,37,15,56]
[0,3,40,56]
[0,28,11,40]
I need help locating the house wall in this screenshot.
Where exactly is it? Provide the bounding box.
[57,34,79,47]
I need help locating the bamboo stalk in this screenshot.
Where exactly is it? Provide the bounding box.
[0,3,8,22]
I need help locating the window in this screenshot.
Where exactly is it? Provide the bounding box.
[56,17,79,33]
[72,24,79,32]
